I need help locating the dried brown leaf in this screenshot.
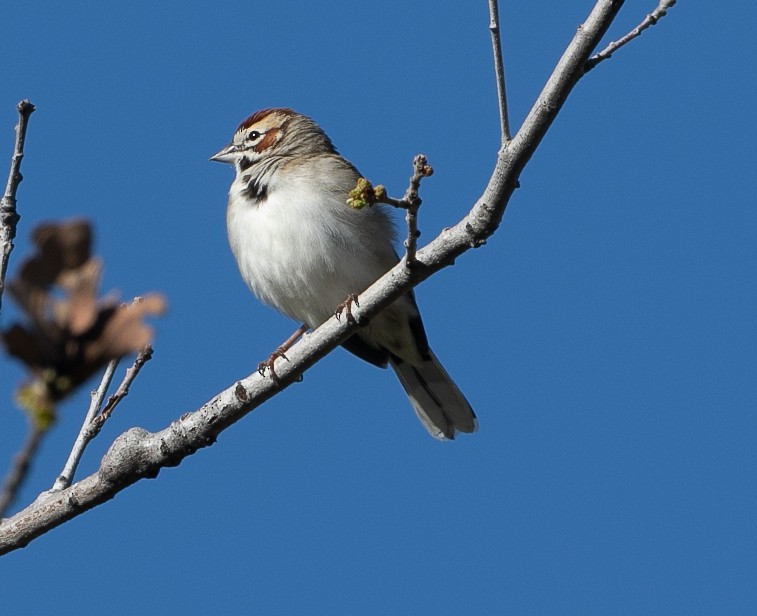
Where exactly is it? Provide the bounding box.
[54,258,102,334]
[83,295,167,365]
[1,220,167,408]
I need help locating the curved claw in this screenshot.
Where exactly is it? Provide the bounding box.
[335,294,360,325]
[258,346,290,387]
[257,324,307,387]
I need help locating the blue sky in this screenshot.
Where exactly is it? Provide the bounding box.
[1,1,755,614]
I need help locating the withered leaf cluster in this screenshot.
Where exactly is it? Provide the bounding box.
[1,219,165,423]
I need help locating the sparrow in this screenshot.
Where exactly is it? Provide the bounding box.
[211,108,477,439]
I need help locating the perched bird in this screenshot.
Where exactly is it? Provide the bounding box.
[211,108,476,439]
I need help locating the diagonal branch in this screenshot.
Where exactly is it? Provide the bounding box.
[0,0,674,555]
[586,0,676,70]
[0,100,35,314]
[0,425,45,518]
[93,347,153,432]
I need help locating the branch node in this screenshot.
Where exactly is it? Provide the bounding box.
[234,382,249,403]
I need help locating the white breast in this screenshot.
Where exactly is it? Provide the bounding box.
[226,171,398,329]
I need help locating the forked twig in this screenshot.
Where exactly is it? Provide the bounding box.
[52,347,153,490]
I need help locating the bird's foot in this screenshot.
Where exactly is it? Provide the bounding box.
[258,347,288,387]
[335,294,360,325]
[258,324,309,387]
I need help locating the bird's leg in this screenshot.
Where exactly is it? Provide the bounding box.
[334,294,360,325]
[258,323,309,386]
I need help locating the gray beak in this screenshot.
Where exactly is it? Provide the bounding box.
[209,144,238,163]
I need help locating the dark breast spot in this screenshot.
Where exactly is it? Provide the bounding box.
[237,157,254,172]
[242,177,268,204]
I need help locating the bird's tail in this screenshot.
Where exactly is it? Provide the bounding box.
[391,350,478,440]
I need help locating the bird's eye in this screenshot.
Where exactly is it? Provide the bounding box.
[248,130,261,141]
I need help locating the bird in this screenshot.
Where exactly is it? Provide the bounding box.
[211,108,477,439]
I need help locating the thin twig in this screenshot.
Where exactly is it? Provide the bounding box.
[0,100,35,314]
[52,360,119,491]
[0,425,45,518]
[586,0,676,70]
[400,155,433,265]
[91,346,154,433]
[488,0,511,142]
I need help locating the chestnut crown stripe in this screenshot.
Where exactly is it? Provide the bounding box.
[236,107,295,132]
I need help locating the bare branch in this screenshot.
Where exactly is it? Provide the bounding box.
[400,155,433,266]
[0,100,35,314]
[0,0,670,555]
[52,346,154,491]
[52,360,119,491]
[0,425,45,518]
[92,347,153,432]
[587,0,676,70]
[488,0,511,142]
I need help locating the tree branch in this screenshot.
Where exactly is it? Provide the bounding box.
[400,155,433,265]
[0,0,672,555]
[0,100,35,314]
[92,346,153,432]
[488,0,511,143]
[52,360,119,491]
[0,425,45,518]
[52,347,154,491]
[586,0,676,70]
